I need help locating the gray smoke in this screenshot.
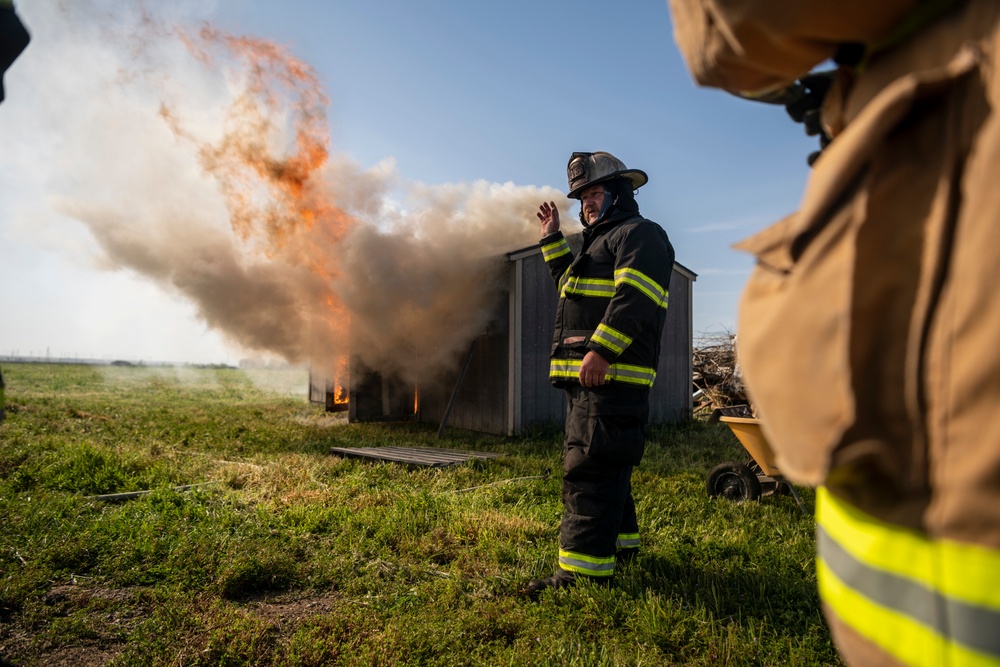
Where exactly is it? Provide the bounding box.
[5,2,573,387]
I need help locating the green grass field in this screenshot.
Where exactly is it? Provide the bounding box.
[0,362,841,666]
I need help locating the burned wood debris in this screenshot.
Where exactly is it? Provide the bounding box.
[692,331,753,419]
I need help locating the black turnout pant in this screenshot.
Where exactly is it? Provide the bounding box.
[557,383,647,579]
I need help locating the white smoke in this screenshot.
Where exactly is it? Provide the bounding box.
[1,1,574,387]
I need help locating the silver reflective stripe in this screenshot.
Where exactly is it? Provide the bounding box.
[592,325,631,356]
[542,238,571,262]
[562,275,615,299]
[608,364,656,387]
[550,359,583,379]
[596,324,632,346]
[818,527,1000,658]
[615,268,668,308]
[559,553,615,576]
[617,537,640,549]
[549,360,655,387]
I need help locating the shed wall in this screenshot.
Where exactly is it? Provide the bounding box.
[513,247,566,431]
[650,265,694,422]
[416,296,509,434]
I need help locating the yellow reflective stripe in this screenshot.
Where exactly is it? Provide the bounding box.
[542,238,571,263]
[549,359,584,381]
[557,268,570,292]
[549,360,656,387]
[559,549,615,577]
[817,559,1000,667]
[615,268,668,308]
[561,275,615,299]
[817,487,1000,666]
[592,324,632,356]
[591,335,623,356]
[616,533,640,549]
[817,559,941,667]
[607,363,656,387]
[559,269,668,308]
[818,486,1000,610]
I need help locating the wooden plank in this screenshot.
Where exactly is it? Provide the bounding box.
[328,446,501,467]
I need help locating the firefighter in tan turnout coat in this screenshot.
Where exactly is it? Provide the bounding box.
[667,0,1000,664]
[522,152,675,595]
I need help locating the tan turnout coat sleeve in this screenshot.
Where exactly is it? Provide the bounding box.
[668,0,920,92]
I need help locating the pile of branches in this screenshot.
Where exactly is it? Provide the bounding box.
[692,331,753,418]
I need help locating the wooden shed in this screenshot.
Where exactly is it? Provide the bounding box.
[311,233,696,435]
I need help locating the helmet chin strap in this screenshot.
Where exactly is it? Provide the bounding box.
[598,188,616,220]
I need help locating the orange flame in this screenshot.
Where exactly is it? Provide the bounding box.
[168,24,353,393]
[332,356,350,406]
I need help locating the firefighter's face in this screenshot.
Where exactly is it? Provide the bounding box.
[580,184,605,224]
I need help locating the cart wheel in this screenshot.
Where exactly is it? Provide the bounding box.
[707,462,762,502]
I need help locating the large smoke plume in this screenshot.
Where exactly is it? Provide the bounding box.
[11,2,573,388]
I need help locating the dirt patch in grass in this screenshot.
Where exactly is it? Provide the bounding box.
[12,644,120,667]
[1,587,349,666]
[244,588,345,629]
[1,584,151,667]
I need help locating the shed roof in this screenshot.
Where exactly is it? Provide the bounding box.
[506,234,698,282]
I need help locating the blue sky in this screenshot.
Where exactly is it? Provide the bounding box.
[0,0,817,365]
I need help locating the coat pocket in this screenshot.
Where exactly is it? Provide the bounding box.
[583,386,648,466]
[588,414,646,466]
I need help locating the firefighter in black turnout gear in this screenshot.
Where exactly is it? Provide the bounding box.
[522,152,675,595]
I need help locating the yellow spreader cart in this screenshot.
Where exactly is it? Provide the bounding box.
[709,416,808,513]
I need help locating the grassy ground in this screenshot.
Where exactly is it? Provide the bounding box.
[0,362,841,666]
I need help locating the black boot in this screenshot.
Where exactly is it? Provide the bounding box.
[616,548,639,568]
[520,570,575,597]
